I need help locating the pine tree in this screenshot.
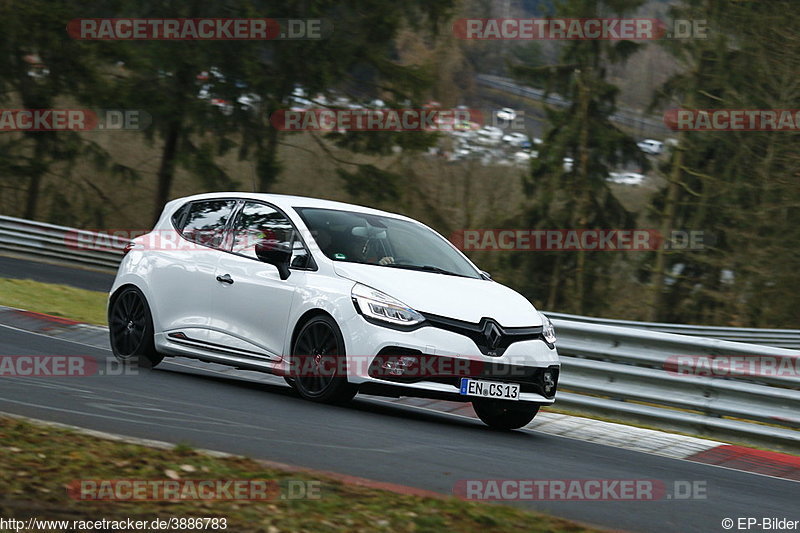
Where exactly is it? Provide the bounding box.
[648,0,800,326]
[510,0,646,314]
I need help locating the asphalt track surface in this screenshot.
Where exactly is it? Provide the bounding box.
[1,256,798,532]
[0,254,115,292]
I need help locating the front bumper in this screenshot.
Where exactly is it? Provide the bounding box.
[339,312,560,404]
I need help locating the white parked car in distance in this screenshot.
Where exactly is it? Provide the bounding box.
[502,132,532,148]
[475,126,504,146]
[637,139,664,155]
[513,151,533,166]
[108,193,560,429]
[607,172,645,185]
[495,107,517,121]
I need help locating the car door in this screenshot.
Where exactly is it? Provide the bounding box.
[147,198,236,338]
[209,201,308,360]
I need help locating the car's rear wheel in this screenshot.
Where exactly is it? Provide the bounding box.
[472,399,539,430]
[109,287,163,369]
[290,315,357,403]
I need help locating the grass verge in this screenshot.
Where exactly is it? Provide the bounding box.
[0,278,107,325]
[0,415,602,533]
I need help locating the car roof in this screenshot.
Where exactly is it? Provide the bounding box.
[169,192,412,221]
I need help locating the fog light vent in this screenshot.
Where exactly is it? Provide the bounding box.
[382,356,417,376]
[543,370,556,395]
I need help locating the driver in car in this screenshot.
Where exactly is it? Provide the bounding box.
[351,232,394,265]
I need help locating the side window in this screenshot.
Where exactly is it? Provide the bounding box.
[231,202,310,267]
[180,200,237,249]
[171,203,189,231]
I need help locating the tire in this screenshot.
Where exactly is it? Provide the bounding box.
[290,315,357,403]
[108,286,164,369]
[472,399,539,430]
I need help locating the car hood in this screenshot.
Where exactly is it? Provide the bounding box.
[333,262,541,327]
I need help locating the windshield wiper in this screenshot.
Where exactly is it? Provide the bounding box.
[383,263,470,277]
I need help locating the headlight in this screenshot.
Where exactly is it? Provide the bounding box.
[352,283,424,327]
[540,312,556,344]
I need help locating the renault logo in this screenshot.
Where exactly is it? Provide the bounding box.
[482,320,503,351]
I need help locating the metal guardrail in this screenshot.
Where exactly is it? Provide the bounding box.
[1,215,798,449]
[553,320,800,450]
[548,311,800,350]
[0,215,126,270]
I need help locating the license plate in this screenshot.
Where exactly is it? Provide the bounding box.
[459,378,520,400]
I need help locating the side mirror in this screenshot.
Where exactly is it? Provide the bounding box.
[255,240,292,280]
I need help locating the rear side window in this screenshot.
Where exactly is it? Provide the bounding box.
[180,199,237,249]
[171,203,190,230]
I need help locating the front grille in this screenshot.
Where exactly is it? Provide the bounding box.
[422,313,545,356]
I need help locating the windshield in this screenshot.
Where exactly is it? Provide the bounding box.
[295,207,481,279]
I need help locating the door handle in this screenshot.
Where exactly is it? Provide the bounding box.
[216,273,234,284]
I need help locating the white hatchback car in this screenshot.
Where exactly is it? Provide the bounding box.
[109,193,560,429]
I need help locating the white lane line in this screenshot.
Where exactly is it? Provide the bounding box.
[0,396,284,440]
[0,322,112,351]
[0,409,236,457]
[0,397,408,454]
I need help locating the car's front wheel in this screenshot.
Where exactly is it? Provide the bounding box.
[290,315,357,403]
[108,286,164,369]
[472,399,539,430]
